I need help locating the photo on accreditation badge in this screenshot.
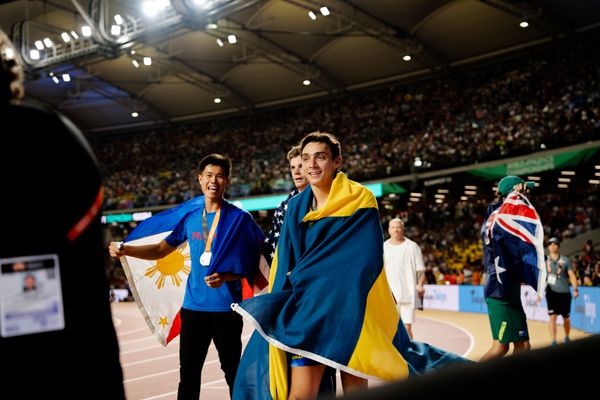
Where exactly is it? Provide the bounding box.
[0,254,65,338]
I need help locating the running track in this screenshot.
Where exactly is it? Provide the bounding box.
[112,302,588,399]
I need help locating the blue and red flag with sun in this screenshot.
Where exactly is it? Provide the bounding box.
[119,196,268,346]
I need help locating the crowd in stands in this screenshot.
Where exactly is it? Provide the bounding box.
[95,32,600,295]
[378,177,600,288]
[104,178,600,296]
[574,240,600,287]
[90,34,600,211]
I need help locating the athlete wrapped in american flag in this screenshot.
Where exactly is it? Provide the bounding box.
[262,145,308,265]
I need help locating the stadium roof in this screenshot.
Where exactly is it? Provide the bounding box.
[1,0,599,133]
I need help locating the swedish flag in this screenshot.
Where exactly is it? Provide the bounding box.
[233,173,467,399]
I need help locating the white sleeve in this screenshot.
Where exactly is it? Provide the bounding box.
[414,243,425,272]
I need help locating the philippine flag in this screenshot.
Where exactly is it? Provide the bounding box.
[119,196,268,346]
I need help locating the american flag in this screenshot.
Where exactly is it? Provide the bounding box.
[483,190,546,299]
[262,188,298,266]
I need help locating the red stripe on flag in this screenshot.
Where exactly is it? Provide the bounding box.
[166,310,181,345]
[67,186,103,242]
[497,218,532,244]
[499,203,536,219]
[241,278,254,300]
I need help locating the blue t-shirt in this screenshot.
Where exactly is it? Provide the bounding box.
[165,208,241,311]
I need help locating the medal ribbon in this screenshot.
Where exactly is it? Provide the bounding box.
[202,207,221,252]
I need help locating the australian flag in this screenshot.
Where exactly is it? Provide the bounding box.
[482,190,546,299]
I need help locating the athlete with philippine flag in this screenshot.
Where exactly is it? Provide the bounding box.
[109,154,268,400]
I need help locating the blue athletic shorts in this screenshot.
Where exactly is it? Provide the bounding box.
[289,353,320,367]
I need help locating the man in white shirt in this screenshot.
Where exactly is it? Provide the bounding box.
[384,218,426,339]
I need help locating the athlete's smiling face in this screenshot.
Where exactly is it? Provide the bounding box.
[301,141,340,189]
[198,164,229,202]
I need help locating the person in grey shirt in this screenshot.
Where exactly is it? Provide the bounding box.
[545,237,579,345]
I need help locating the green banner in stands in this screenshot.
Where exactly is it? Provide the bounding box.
[507,155,554,176]
[468,147,599,179]
[382,182,407,194]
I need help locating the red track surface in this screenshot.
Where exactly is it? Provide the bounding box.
[113,302,473,400]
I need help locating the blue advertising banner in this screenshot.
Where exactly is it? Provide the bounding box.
[427,284,598,334]
[570,287,600,334]
[458,285,487,313]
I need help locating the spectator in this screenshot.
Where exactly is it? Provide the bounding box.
[384,218,426,339]
[545,237,579,345]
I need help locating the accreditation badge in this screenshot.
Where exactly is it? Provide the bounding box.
[199,251,212,266]
[0,254,65,338]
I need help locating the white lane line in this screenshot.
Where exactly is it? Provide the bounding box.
[124,368,179,383]
[137,378,228,400]
[140,390,177,400]
[118,326,149,337]
[417,316,476,358]
[124,359,219,383]
[201,378,226,387]
[113,317,122,327]
[120,327,253,348]
[122,353,177,367]
[119,336,157,345]
[120,339,179,355]
[122,328,256,397]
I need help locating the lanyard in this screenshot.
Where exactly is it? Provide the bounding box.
[546,255,562,275]
[202,207,221,252]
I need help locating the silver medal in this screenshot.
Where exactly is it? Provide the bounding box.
[200,251,212,266]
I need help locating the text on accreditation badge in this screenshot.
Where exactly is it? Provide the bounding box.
[0,254,65,338]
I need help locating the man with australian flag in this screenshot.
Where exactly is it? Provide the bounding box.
[480,175,547,361]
